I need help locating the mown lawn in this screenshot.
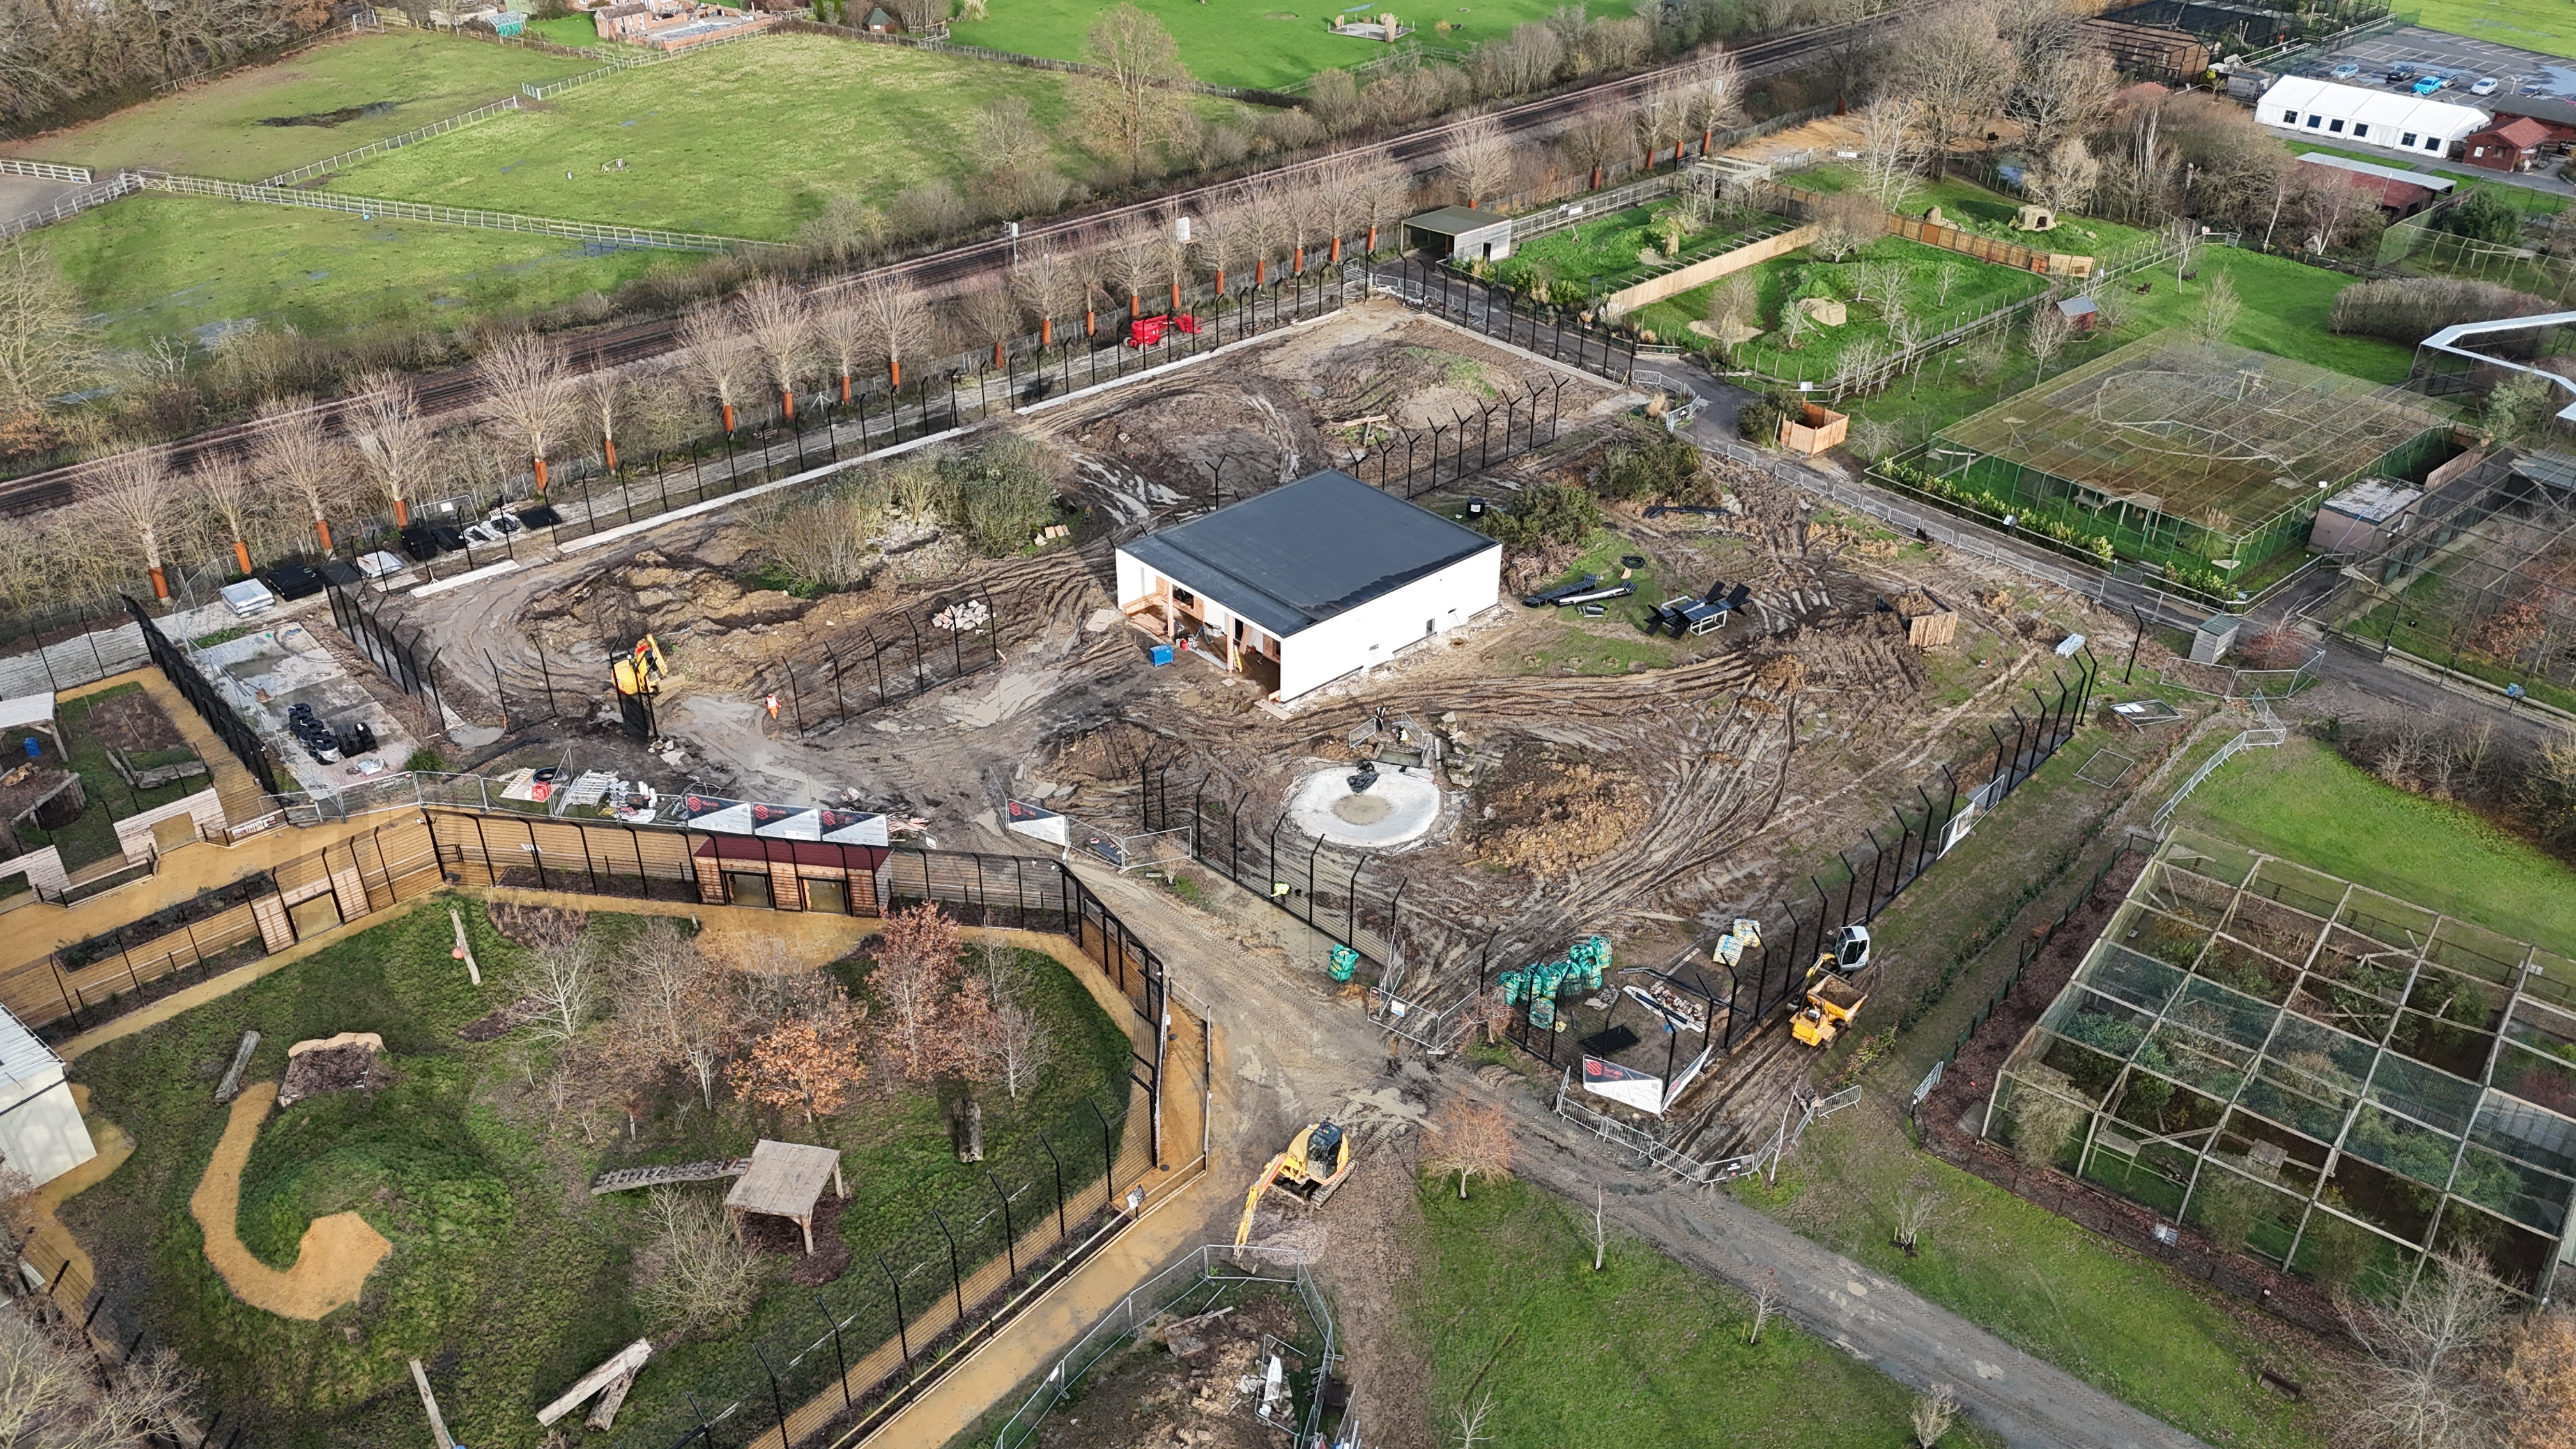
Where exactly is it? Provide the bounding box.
[2413,0,2576,59]
[1496,204,1779,297]
[43,195,677,350]
[1735,1099,2332,1449]
[1416,1175,2001,1448]
[1793,166,2156,256]
[948,0,1636,90]
[62,900,1131,1449]
[323,34,1117,241]
[2179,735,2576,958]
[8,31,592,181]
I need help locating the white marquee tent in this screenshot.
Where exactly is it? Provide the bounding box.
[2256,75,2489,160]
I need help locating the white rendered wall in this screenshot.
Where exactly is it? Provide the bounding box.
[0,1066,96,1187]
[1278,545,1501,699]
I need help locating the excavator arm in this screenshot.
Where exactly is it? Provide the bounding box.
[1234,1153,1289,1248]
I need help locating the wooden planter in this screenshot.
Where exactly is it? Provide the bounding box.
[1779,401,1848,456]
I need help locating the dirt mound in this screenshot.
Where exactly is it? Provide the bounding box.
[1465,744,1640,877]
[277,1036,383,1107]
[459,995,544,1042]
[1048,721,1180,783]
[1751,654,1808,694]
[1038,1290,1307,1449]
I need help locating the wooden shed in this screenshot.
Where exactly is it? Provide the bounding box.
[724,1140,845,1254]
[1779,401,1848,456]
[1892,590,1958,648]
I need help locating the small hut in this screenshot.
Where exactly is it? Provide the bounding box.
[724,1140,845,1254]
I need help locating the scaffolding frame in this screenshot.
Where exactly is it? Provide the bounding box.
[1985,832,2576,1301]
[1931,333,2453,572]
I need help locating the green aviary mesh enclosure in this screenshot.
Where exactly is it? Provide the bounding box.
[1986,833,2576,1301]
[1926,334,2453,586]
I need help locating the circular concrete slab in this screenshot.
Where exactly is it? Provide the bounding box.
[1285,763,1443,848]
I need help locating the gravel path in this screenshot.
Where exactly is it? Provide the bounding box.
[187,1081,390,1320]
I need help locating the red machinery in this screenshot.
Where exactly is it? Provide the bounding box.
[1125,313,1201,347]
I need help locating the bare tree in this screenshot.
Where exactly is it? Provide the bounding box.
[1746,1268,1781,1344]
[0,238,100,424]
[1108,217,1165,319]
[1358,160,1414,256]
[2196,268,2242,346]
[344,370,431,525]
[250,398,347,553]
[813,301,871,406]
[855,277,932,389]
[736,277,811,422]
[608,918,739,1111]
[191,456,264,578]
[1686,50,1745,155]
[1890,1186,1942,1254]
[1858,99,1921,211]
[0,1310,198,1449]
[1013,250,1083,348]
[1896,3,2016,177]
[1424,1098,1514,1199]
[2506,1308,2576,1449]
[630,1186,765,1340]
[1558,105,1630,192]
[579,367,626,474]
[678,303,755,433]
[1590,1183,1609,1270]
[1194,208,1250,297]
[474,331,576,494]
[1911,1384,1959,1446]
[2025,303,2072,381]
[2340,1250,2510,1449]
[518,910,599,1046]
[84,445,185,599]
[1077,3,1190,181]
[956,284,1022,371]
[1443,112,1513,210]
[1451,1387,1497,1448]
[873,902,966,1080]
[974,946,1053,1100]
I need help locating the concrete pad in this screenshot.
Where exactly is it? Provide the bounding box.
[1284,762,1445,848]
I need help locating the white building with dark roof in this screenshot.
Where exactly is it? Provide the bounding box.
[2257,75,2489,161]
[1115,470,1502,702]
[0,1006,93,1188]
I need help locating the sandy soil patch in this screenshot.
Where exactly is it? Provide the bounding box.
[187,1081,390,1320]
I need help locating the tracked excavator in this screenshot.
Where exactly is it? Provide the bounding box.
[1233,1119,1354,1248]
[611,634,670,697]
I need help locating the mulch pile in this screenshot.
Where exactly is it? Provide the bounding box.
[740,1190,852,1286]
[277,1043,381,1106]
[459,995,545,1042]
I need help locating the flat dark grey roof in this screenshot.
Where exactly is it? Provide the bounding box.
[1119,470,1498,640]
[1403,206,1510,238]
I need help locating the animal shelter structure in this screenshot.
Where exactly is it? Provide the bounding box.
[0,1005,95,1186]
[1984,834,2576,1300]
[1115,470,1502,702]
[1926,334,2454,575]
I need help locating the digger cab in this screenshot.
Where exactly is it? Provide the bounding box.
[1829,924,1872,974]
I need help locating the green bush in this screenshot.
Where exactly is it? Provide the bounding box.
[1595,420,1701,502]
[940,433,1064,555]
[404,749,447,773]
[1487,482,1600,550]
[2439,188,2524,246]
[1736,388,1804,446]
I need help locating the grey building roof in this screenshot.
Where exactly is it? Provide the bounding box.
[2323,479,2423,523]
[1402,206,1510,238]
[1119,470,1498,640]
[0,1005,61,1092]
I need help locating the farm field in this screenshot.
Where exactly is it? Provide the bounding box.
[41,195,676,351]
[60,900,1132,1449]
[4,32,594,182]
[323,34,1118,241]
[1414,1176,2004,1449]
[2178,735,2576,957]
[2413,0,2576,59]
[947,0,1637,89]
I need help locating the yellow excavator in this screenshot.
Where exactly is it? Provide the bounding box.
[1791,925,1874,1048]
[1233,1119,1354,1247]
[611,634,670,697]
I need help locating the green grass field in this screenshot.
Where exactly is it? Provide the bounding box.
[525,15,610,47]
[949,0,1636,90]
[1843,248,2414,448]
[6,33,594,181]
[1735,1098,2329,1448]
[2180,735,2576,957]
[2414,0,2576,59]
[1795,167,2155,255]
[1416,1176,2002,1448]
[41,195,677,350]
[63,900,1130,1449]
[323,34,1112,241]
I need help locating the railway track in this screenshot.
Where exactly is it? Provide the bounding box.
[0,12,1901,518]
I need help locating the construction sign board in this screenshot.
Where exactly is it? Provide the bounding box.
[1582,1056,1665,1115]
[1005,799,1069,847]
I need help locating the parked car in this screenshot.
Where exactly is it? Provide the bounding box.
[2471,75,2500,95]
[2330,61,2361,79]
[2412,73,2451,95]
[2386,63,2418,82]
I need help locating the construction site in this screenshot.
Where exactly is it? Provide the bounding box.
[346,296,2152,1186]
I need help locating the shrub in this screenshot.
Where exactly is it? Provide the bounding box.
[1736,387,1805,446]
[2440,188,2524,245]
[1487,481,1600,550]
[2327,277,2553,344]
[1594,419,1701,502]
